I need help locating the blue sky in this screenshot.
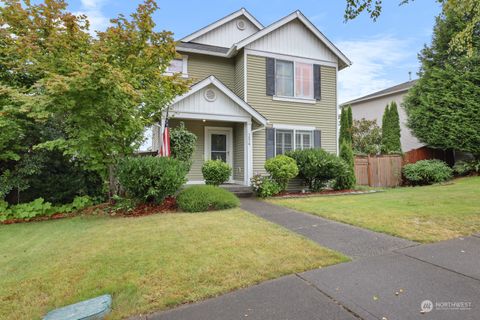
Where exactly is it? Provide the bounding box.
[68,0,442,103]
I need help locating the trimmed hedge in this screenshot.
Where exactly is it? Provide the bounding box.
[202,160,232,186]
[403,160,453,185]
[117,156,187,203]
[177,185,240,212]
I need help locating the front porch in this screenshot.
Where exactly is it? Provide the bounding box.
[169,118,251,185]
[156,75,267,186]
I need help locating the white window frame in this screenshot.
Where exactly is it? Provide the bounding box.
[273,124,315,155]
[295,130,314,150]
[274,59,314,102]
[275,129,294,156]
[164,55,188,78]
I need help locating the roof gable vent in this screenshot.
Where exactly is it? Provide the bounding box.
[204,88,217,102]
[236,19,246,30]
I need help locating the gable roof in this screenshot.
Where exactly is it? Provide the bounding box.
[170,76,268,125]
[181,8,263,43]
[177,9,351,70]
[228,10,351,69]
[341,80,418,106]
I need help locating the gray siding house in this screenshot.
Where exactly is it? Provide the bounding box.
[153,8,351,185]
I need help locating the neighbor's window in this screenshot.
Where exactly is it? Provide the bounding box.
[275,60,294,97]
[166,58,184,74]
[275,130,293,156]
[275,60,313,99]
[295,130,313,150]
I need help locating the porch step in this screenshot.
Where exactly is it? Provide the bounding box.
[220,184,254,198]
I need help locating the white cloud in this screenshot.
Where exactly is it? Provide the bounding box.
[337,35,412,104]
[75,0,110,34]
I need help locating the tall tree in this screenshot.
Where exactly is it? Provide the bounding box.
[380,104,391,153]
[403,2,480,158]
[388,102,402,153]
[339,107,350,144]
[0,0,189,197]
[347,106,354,142]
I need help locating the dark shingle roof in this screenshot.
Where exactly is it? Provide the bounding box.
[341,80,418,106]
[176,42,229,54]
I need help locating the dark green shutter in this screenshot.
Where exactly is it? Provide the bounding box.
[314,130,321,149]
[313,64,321,100]
[266,128,275,159]
[266,58,275,96]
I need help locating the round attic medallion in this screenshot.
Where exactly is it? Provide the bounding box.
[204,88,217,102]
[236,19,246,30]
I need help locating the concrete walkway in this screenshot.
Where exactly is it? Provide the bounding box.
[241,198,416,259]
[136,199,480,320]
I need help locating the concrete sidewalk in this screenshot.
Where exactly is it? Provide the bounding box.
[134,199,480,320]
[241,198,416,259]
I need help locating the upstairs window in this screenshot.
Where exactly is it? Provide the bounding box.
[165,56,188,77]
[275,60,313,99]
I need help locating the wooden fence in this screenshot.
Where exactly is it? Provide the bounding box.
[354,155,403,187]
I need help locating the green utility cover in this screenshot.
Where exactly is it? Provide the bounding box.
[43,294,112,320]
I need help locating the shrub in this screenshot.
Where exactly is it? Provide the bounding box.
[177,185,239,212]
[264,155,298,191]
[453,160,480,176]
[287,149,344,191]
[202,160,232,186]
[0,195,93,222]
[403,160,453,185]
[333,161,356,190]
[170,122,197,165]
[117,156,187,203]
[338,141,356,189]
[352,118,382,155]
[250,174,282,198]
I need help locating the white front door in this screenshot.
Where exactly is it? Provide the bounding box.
[205,127,233,172]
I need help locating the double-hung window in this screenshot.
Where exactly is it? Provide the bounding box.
[165,56,188,77]
[275,60,314,99]
[275,130,293,156]
[275,129,314,155]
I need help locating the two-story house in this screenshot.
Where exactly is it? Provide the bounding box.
[153,8,351,185]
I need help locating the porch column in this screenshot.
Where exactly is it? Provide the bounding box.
[244,120,253,186]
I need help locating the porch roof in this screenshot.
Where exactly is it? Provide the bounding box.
[169,76,268,125]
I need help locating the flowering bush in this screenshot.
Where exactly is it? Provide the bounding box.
[250,174,282,198]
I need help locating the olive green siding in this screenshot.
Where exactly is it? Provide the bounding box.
[246,54,337,154]
[234,52,245,99]
[252,128,266,175]
[170,119,244,182]
[183,53,235,91]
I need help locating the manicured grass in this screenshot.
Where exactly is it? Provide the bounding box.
[0,209,347,319]
[268,176,480,243]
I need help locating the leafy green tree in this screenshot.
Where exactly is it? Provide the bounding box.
[0,0,189,197]
[351,118,382,155]
[403,2,480,158]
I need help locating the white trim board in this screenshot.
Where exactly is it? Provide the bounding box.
[272,124,316,131]
[181,8,263,42]
[244,49,338,68]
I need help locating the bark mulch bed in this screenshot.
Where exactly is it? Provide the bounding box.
[110,197,177,217]
[272,189,382,199]
[1,198,178,225]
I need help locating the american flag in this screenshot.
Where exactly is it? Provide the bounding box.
[159,112,171,157]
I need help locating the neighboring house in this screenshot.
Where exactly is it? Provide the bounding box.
[341,80,423,153]
[341,80,455,164]
[153,8,351,185]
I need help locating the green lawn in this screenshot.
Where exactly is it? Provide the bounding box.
[0,209,347,319]
[268,176,480,243]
